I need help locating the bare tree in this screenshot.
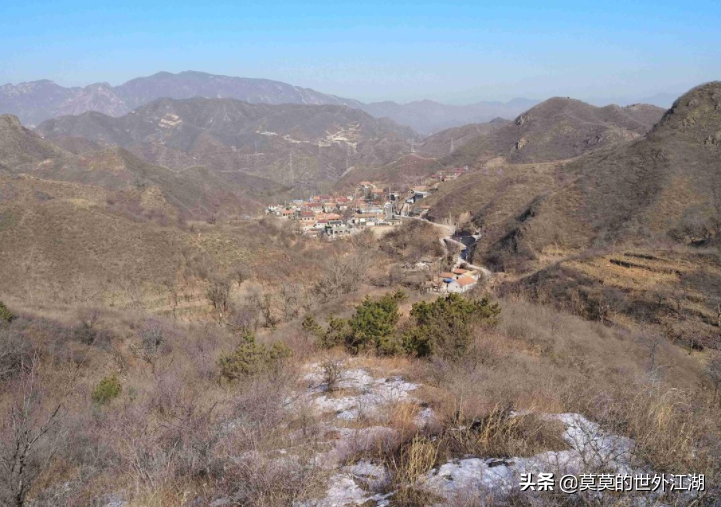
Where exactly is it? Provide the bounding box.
[706,354,721,403]
[279,283,301,321]
[206,277,231,317]
[311,252,371,302]
[232,264,252,288]
[0,358,64,507]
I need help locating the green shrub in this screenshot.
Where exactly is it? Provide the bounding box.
[318,315,351,349]
[92,375,122,405]
[301,315,323,339]
[403,294,500,359]
[219,332,291,381]
[0,301,15,323]
[347,290,406,354]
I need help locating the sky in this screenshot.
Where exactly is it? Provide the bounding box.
[1,0,719,105]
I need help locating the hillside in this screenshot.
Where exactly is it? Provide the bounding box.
[417,117,511,158]
[0,114,69,170]
[443,98,665,166]
[424,160,562,229]
[487,82,721,259]
[428,83,721,269]
[336,153,444,190]
[2,114,288,221]
[36,98,418,192]
[425,83,721,349]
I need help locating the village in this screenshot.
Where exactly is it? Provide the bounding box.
[264,166,468,236]
[264,166,486,294]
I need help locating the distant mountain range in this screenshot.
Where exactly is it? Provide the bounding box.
[360,98,538,135]
[1,71,538,134]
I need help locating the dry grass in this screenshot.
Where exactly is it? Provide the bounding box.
[503,246,721,350]
[3,277,721,506]
[438,409,568,460]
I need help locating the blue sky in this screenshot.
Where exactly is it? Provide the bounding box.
[1,0,718,104]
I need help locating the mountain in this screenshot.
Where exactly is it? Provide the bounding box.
[0,80,130,127]
[427,85,720,264]
[335,117,513,189]
[417,117,511,158]
[36,97,418,192]
[443,98,665,167]
[1,71,537,134]
[0,114,68,170]
[501,82,721,254]
[112,70,363,110]
[360,99,536,135]
[426,83,721,349]
[335,153,444,190]
[1,114,286,221]
[0,71,362,127]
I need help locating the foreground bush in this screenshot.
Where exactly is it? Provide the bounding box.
[314,291,500,359]
[347,290,406,354]
[403,293,500,358]
[218,332,291,380]
[315,291,406,354]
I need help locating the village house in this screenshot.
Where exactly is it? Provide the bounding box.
[323,221,355,240]
[306,202,324,214]
[443,167,469,181]
[350,212,382,227]
[321,213,343,221]
[450,275,477,293]
[435,268,479,293]
[313,219,329,230]
[299,210,316,223]
[335,196,351,210]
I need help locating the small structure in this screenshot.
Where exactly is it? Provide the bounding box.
[448,275,477,293]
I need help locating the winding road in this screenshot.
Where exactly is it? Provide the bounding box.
[398,215,492,278]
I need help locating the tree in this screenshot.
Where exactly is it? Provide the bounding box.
[232,264,252,287]
[301,315,323,340]
[311,252,371,302]
[403,294,500,359]
[347,290,406,354]
[0,301,15,323]
[218,332,291,381]
[706,354,721,403]
[0,359,64,507]
[206,277,231,316]
[318,315,351,349]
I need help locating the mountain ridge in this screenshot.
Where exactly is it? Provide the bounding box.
[441,97,665,166]
[1,71,537,133]
[35,97,418,192]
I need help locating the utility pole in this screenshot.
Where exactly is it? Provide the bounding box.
[450,138,455,154]
[289,151,294,183]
